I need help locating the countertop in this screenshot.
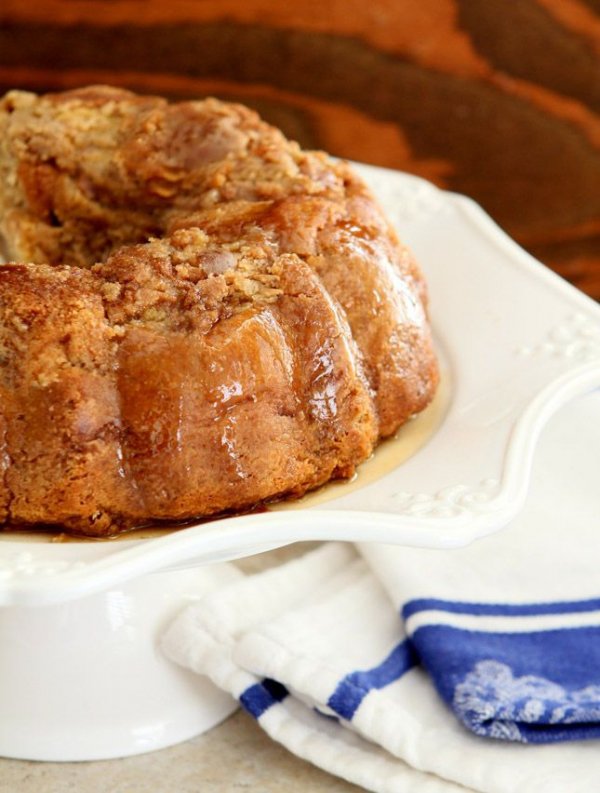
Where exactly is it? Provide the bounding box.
[0,711,360,793]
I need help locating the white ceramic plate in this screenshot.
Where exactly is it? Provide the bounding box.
[1,164,599,606]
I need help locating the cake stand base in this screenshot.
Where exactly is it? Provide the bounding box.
[0,564,239,761]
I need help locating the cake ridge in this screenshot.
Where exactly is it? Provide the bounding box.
[0,86,438,536]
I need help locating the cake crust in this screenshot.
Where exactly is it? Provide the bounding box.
[0,86,438,536]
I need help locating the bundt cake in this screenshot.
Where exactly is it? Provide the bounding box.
[0,86,438,536]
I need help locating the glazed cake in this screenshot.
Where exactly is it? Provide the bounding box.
[0,86,438,536]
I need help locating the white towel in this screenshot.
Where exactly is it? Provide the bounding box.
[162,390,600,793]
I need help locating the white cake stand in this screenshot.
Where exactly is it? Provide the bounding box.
[1,165,599,760]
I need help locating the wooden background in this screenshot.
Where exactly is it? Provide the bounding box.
[0,0,598,299]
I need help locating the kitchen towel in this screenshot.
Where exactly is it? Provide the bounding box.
[162,392,600,793]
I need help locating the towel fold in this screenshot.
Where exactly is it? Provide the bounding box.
[162,391,600,793]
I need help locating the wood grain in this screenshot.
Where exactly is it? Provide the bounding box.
[0,0,598,298]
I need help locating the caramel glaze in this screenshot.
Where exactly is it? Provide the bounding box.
[170,195,438,436]
[0,86,438,537]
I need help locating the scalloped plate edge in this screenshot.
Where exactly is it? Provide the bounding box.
[1,167,599,605]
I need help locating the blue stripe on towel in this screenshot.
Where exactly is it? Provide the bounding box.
[327,639,418,721]
[403,596,600,620]
[240,678,289,719]
[412,624,600,743]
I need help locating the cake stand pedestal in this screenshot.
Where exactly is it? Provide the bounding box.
[0,565,239,761]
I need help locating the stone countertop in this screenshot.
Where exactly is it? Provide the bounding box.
[0,711,361,793]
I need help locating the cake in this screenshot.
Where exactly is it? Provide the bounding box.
[0,86,438,536]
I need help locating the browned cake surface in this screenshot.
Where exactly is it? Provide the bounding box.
[0,86,438,536]
[0,86,358,267]
[170,196,436,435]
